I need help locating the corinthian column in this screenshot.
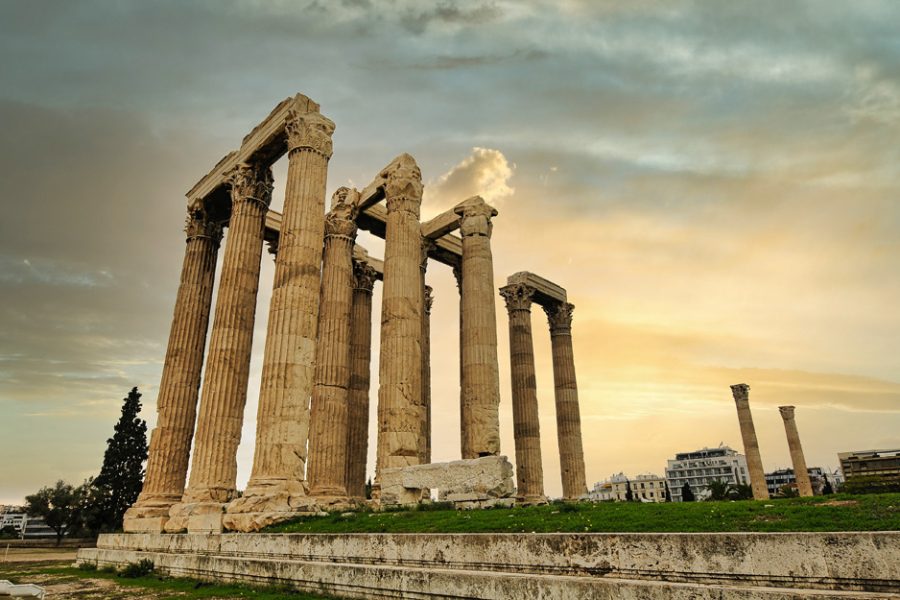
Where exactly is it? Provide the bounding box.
[346,261,376,500]
[167,162,272,533]
[307,188,360,499]
[500,283,545,503]
[422,284,434,465]
[779,406,814,497]
[123,205,221,532]
[375,154,425,486]
[456,197,501,458]
[731,383,769,500]
[226,110,334,527]
[545,302,587,500]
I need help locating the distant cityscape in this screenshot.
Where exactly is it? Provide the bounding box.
[589,446,900,502]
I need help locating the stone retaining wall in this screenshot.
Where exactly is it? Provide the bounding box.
[76,532,900,599]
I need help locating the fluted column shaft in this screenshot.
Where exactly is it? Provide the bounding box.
[346,262,376,499]
[456,197,501,458]
[422,285,433,465]
[731,383,770,500]
[244,110,335,496]
[376,154,425,483]
[126,208,221,526]
[545,302,587,499]
[183,163,273,504]
[779,406,813,497]
[307,189,360,497]
[500,284,545,501]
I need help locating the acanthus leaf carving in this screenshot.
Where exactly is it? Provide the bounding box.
[454,196,497,238]
[499,283,535,313]
[352,260,378,292]
[325,186,360,239]
[226,162,274,208]
[285,109,335,159]
[544,301,574,335]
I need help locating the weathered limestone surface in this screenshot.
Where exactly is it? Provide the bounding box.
[456,196,501,459]
[124,206,222,533]
[779,406,814,497]
[380,456,515,507]
[731,383,770,501]
[306,188,360,499]
[225,110,335,530]
[375,154,425,488]
[78,532,900,599]
[545,302,587,499]
[166,163,272,534]
[499,283,546,504]
[422,284,433,466]
[345,261,376,500]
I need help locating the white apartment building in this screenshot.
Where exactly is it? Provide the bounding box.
[665,445,750,502]
[588,473,668,502]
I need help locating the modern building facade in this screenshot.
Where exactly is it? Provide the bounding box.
[665,445,750,502]
[838,449,900,480]
[588,473,668,502]
[588,473,629,501]
[631,473,668,503]
[765,467,826,497]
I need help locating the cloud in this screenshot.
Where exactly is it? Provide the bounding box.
[423,147,515,214]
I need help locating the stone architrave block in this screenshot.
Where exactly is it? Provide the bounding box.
[380,456,515,507]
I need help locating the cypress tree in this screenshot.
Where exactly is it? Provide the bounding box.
[681,482,695,502]
[88,387,148,532]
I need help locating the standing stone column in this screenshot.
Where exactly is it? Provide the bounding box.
[124,204,221,532]
[500,283,545,503]
[731,383,770,500]
[167,162,273,533]
[307,188,360,499]
[779,406,814,497]
[375,154,425,489]
[345,261,376,500]
[422,285,434,465]
[545,302,587,500]
[455,197,501,458]
[226,110,334,527]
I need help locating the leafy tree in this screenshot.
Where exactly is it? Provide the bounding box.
[780,484,800,498]
[25,480,83,545]
[624,481,634,502]
[681,482,695,502]
[731,484,753,500]
[365,477,373,500]
[705,479,731,501]
[87,387,148,533]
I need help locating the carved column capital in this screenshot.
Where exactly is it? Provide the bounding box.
[285,109,335,159]
[731,383,750,403]
[184,202,223,245]
[352,260,377,293]
[226,162,274,208]
[424,285,434,315]
[455,196,498,238]
[325,187,360,239]
[778,405,796,420]
[265,238,279,259]
[420,238,435,273]
[382,154,423,216]
[544,302,574,336]
[452,262,463,292]
[499,283,535,313]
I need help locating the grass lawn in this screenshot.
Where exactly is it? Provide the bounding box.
[266,493,900,535]
[0,561,336,599]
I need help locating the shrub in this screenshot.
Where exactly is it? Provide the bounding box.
[118,559,154,578]
[77,562,98,572]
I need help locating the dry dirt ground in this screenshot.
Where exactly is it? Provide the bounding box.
[0,549,217,599]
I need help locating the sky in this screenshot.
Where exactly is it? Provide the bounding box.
[1,0,899,505]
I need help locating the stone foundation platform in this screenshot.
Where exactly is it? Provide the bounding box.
[76,531,900,599]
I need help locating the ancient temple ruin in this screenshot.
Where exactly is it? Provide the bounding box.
[123,93,587,534]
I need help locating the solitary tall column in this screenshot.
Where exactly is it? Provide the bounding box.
[167,162,272,531]
[228,110,334,522]
[422,285,433,465]
[545,302,587,499]
[345,261,376,500]
[456,196,501,458]
[779,406,814,497]
[307,188,360,498]
[124,205,221,532]
[731,383,769,500]
[500,283,545,503]
[375,154,425,485]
